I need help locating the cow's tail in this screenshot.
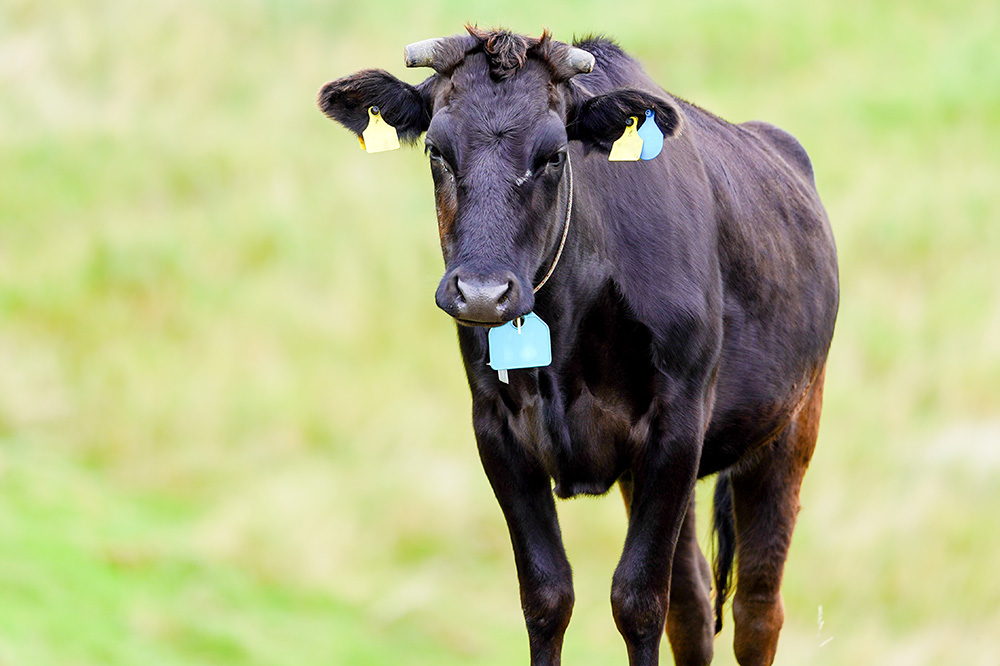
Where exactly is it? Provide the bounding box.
[711,470,736,635]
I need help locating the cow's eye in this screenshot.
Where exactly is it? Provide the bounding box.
[545,151,566,169]
[427,145,444,162]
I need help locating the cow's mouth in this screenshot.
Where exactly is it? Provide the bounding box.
[452,316,509,329]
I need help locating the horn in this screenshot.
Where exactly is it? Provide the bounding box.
[404,38,442,68]
[566,46,595,74]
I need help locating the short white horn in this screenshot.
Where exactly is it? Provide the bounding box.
[566,47,595,74]
[404,38,442,68]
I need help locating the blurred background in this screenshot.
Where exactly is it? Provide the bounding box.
[1,0,998,664]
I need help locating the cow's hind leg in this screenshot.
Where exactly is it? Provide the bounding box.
[619,483,713,666]
[666,495,715,665]
[727,370,825,666]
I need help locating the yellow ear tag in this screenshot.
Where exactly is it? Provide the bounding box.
[360,105,400,154]
[608,116,643,162]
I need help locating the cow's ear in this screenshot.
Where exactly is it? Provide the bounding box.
[567,88,681,151]
[317,69,436,144]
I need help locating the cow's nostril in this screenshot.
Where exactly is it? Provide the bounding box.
[497,280,514,305]
[455,277,472,302]
[482,281,510,304]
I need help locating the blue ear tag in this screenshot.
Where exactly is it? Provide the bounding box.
[638,109,664,160]
[488,313,552,383]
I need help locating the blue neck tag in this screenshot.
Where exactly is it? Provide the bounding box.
[638,109,664,160]
[488,313,552,375]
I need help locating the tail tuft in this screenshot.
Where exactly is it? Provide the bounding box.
[711,472,736,635]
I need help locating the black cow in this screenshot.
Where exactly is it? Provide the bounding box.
[318,28,838,666]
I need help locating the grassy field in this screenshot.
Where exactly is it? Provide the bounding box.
[1,0,998,664]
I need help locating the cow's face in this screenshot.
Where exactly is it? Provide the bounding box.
[423,52,573,325]
[318,29,680,325]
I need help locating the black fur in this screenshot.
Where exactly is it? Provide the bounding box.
[317,30,839,666]
[567,88,680,150]
[317,69,434,143]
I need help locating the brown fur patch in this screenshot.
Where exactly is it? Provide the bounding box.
[729,364,827,665]
[433,178,457,251]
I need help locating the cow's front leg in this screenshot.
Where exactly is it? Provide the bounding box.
[474,403,573,666]
[612,398,704,666]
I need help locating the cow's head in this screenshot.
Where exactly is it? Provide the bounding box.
[318,28,679,325]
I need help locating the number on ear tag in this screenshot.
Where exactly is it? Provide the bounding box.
[638,109,664,160]
[488,313,552,375]
[609,116,643,161]
[360,106,399,153]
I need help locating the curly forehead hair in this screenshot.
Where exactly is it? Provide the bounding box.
[464,25,556,81]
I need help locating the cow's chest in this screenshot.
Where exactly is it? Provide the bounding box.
[500,300,657,498]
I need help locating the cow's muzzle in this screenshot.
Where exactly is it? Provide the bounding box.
[435,268,531,326]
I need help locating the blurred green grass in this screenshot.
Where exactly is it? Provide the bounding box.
[1,0,998,664]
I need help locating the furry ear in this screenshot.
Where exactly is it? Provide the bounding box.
[317,70,436,143]
[567,88,680,151]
